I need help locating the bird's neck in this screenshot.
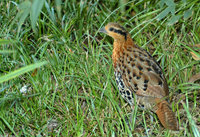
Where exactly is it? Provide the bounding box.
[112,35,135,68]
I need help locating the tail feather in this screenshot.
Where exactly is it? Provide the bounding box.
[156,100,179,131]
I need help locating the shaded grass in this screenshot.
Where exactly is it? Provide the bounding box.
[0,0,200,136]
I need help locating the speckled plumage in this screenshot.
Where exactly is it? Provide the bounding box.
[99,22,179,131]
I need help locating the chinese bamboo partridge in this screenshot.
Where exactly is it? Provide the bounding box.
[99,22,179,131]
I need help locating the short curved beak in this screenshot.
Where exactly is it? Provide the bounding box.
[99,27,107,34]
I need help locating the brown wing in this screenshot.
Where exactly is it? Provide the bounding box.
[119,46,169,99]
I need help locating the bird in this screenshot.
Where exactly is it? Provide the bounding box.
[99,22,179,131]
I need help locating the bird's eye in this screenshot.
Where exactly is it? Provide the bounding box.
[109,27,114,31]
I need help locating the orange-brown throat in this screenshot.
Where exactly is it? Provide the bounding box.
[112,34,135,68]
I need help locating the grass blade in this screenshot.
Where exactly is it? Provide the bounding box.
[0,61,48,83]
[30,0,45,34]
[0,39,16,45]
[55,0,62,19]
[183,103,200,137]
[0,50,15,54]
[9,1,31,36]
[0,116,19,137]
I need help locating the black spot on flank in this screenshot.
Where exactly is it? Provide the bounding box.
[147,68,152,71]
[133,72,136,77]
[127,69,130,74]
[144,84,148,88]
[138,65,143,71]
[140,104,145,108]
[126,90,130,95]
[116,80,119,85]
[144,79,149,84]
[136,76,141,79]
[128,96,132,101]
[120,81,125,89]
[158,80,162,86]
[139,57,145,62]
[123,69,125,74]
[134,55,137,58]
[134,83,137,87]
[129,76,132,82]
[130,57,133,61]
[131,94,134,98]
[109,27,114,31]
[132,63,135,67]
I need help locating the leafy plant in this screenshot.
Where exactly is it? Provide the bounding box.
[9,0,45,36]
[156,0,195,25]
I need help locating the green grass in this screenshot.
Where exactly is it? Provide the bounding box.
[0,0,200,136]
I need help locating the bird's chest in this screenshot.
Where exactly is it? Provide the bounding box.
[113,51,154,109]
